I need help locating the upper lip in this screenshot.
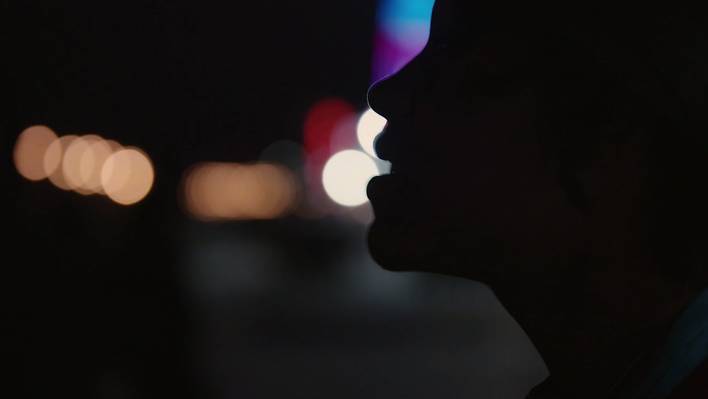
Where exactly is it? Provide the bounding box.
[372,122,394,163]
[367,170,409,197]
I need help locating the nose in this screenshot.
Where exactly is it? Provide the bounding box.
[366,64,417,123]
[366,60,422,161]
[367,79,401,162]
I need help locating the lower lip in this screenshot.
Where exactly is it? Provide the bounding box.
[367,174,411,220]
[367,174,404,200]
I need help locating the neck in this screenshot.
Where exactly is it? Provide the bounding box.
[523,316,676,399]
[493,257,698,399]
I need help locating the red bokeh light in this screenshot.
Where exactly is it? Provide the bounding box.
[302,98,357,213]
[303,98,355,156]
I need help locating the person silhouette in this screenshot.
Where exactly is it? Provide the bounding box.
[366,2,708,398]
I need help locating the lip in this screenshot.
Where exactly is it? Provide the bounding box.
[367,173,411,222]
[367,173,402,200]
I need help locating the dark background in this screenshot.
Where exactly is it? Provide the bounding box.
[2,2,544,398]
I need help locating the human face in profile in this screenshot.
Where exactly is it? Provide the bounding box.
[366,1,586,285]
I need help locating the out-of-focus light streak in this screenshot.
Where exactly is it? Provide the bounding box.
[46,135,79,191]
[372,0,436,82]
[183,162,299,221]
[13,125,58,181]
[301,98,360,215]
[322,150,380,207]
[303,98,356,157]
[42,134,65,178]
[102,148,155,205]
[302,100,390,211]
[63,136,95,195]
[13,125,154,206]
[81,137,117,194]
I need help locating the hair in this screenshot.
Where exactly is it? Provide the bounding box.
[524,5,708,284]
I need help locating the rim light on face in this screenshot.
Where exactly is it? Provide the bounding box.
[372,0,436,82]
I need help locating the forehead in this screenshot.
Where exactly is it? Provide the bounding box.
[428,0,547,66]
[429,0,548,44]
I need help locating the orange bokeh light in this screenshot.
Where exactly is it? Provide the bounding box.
[101,148,155,205]
[16,124,152,204]
[45,135,78,191]
[79,136,116,194]
[183,162,299,221]
[13,125,58,181]
[62,136,94,195]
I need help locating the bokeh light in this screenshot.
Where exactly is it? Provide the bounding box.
[45,134,79,191]
[80,136,117,194]
[356,108,387,158]
[183,162,299,221]
[303,98,355,156]
[14,125,153,204]
[302,98,358,213]
[13,125,59,181]
[101,148,155,205]
[322,150,380,207]
[62,136,95,194]
[329,114,359,156]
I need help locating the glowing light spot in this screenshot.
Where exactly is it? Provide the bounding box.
[106,140,123,152]
[182,163,217,218]
[302,98,357,207]
[101,148,154,205]
[322,150,379,207]
[183,163,299,221]
[13,125,58,181]
[303,98,355,155]
[62,136,94,194]
[45,135,78,191]
[356,108,388,157]
[79,136,115,194]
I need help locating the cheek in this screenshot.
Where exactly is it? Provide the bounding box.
[403,93,583,259]
[427,128,581,258]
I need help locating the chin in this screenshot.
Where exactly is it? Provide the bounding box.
[367,217,507,283]
[366,218,440,272]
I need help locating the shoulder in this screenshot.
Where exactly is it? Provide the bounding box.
[668,359,708,398]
